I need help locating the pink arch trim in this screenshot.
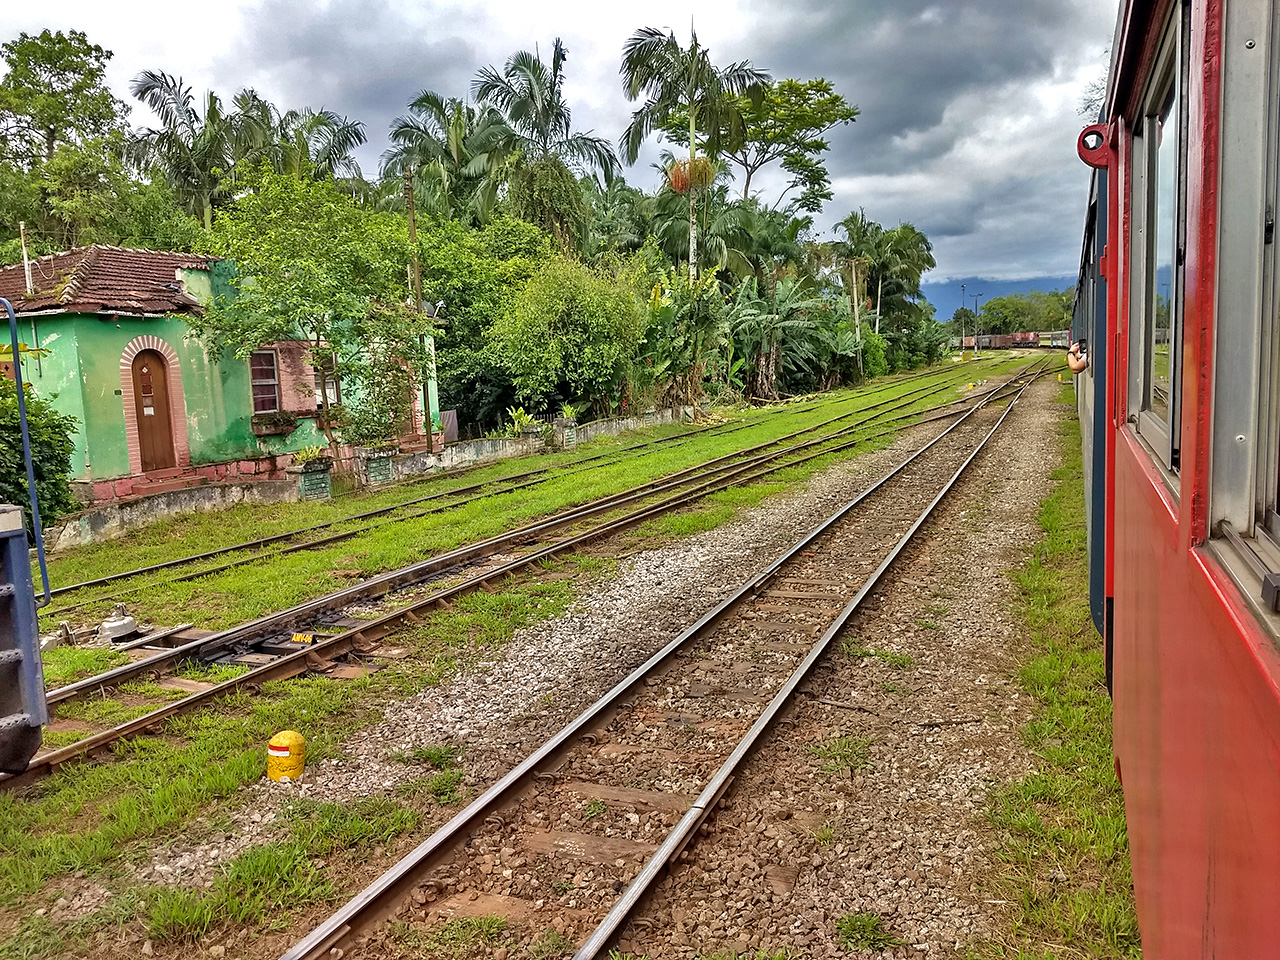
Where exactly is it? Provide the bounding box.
[119,335,191,475]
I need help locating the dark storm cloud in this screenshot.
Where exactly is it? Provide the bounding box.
[212,0,481,174]
[739,0,1115,278]
[747,0,1101,173]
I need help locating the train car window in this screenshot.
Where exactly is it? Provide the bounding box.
[1205,0,1280,630]
[1129,7,1186,479]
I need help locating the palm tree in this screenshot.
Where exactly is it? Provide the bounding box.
[729,275,823,399]
[274,108,366,180]
[381,91,514,225]
[648,162,754,276]
[129,70,239,229]
[473,38,619,180]
[619,26,769,280]
[832,209,884,334]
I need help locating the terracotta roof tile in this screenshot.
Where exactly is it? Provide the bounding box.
[0,245,217,316]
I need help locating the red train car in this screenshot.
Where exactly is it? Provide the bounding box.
[1076,1,1280,955]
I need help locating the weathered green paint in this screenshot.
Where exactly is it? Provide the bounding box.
[27,309,327,481]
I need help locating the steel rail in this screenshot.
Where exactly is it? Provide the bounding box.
[7,366,1037,792]
[575,375,1033,957]
[43,368,998,705]
[276,369,1034,960]
[46,363,977,600]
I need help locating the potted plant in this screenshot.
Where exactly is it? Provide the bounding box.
[286,445,334,500]
[251,411,299,437]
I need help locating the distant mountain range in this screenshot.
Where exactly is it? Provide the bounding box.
[920,275,1076,317]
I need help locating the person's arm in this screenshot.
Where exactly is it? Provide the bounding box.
[1066,341,1089,374]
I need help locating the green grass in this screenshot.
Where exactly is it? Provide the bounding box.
[2,577,578,911]
[426,915,509,955]
[390,743,459,768]
[979,387,1139,959]
[835,912,904,950]
[143,796,419,942]
[583,798,606,820]
[529,929,574,959]
[39,647,131,687]
[840,639,913,668]
[809,735,872,774]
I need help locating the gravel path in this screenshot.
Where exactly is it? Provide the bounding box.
[616,376,1063,957]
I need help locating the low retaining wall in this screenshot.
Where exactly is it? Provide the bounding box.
[391,407,692,481]
[45,479,298,551]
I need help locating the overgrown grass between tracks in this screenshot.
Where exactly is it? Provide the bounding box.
[979,387,1139,959]
[42,360,1019,631]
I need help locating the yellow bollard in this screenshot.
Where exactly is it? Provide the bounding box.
[267,730,306,782]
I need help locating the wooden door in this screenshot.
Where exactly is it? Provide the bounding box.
[132,350,176,472]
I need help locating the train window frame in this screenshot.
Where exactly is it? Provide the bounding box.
[1259,1,1280,544]
[1205,0,1280,638]
[1127,8,1186,480]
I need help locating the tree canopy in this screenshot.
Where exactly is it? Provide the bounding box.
[0,29,126,167]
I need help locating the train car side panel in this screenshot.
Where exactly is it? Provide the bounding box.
[1112,434,1280,957]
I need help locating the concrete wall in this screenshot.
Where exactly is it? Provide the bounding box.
[392,407,692,481]
[45,478,299,550]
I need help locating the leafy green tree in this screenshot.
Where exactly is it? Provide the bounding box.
[489,257,644,413]
[647,167,754,277]
[640,267,729,406]
[581,177,653,259]
[978,289,1073,334]
[0,379,77,534]
[415,216,551,428]
[620,26,769,280]
[0,30,127,167]
[231,90,367,182]
[196,169,425,449]
[663,78,858,212]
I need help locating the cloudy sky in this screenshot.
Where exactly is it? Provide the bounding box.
[5,0,1116,290]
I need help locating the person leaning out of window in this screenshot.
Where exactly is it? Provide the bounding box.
[1067,341,1089,375]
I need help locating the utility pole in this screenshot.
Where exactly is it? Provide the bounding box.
[970,293,983,357]
[404,169,440,445]
[959,282,966,356]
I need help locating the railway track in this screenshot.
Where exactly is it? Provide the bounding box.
[43,367,1006,697]
[4,364,1043,792]
[42,363,1003,621]
[279,357,1036,960]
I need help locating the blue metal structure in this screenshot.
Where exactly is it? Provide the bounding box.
[1073,160,1110,649]
[1,295,49,773]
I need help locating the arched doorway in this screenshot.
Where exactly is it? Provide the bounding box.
[131,350,177,472]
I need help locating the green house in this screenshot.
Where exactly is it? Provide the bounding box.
[0,245,335,501]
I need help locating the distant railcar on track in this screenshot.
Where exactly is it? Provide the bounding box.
[1074,1,1280,954]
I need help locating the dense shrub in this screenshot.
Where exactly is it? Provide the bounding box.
[0,380,78,535]
[489,257,644,414]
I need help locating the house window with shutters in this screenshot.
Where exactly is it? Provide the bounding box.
[250,350,281,414]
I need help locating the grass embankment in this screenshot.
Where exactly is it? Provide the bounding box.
[982,387,1140,958]
[40,359,1018,633]
[3,361,1023,958]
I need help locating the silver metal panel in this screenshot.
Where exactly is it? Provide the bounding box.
[1211,0,1271,533]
